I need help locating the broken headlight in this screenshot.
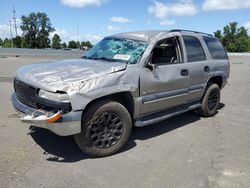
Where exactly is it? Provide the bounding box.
[38,89,70,103]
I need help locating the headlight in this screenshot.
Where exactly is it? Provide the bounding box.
[38,89,70,103]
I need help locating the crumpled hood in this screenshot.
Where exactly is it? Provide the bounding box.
[16,59,127,92]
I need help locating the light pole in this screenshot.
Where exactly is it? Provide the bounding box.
[9,19,14,48]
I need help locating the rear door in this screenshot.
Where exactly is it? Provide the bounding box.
[202,36,230,83]
[181,35,210,103]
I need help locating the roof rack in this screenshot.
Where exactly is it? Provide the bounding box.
[169,29,213,36]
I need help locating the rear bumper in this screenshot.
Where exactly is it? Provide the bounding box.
[11,93,82,136]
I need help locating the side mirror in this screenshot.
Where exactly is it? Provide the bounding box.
[145,52,157,70]
[146,62,157,70]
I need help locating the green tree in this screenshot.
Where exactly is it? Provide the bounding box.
[13,36,22,48]
[20,12,55,48]
[76,41,80,48]
[81,41,93,48]
[214,30,222,40]
[86,41,93,48]
[3,38,13,48]
[68,40,77,49]
[61,42,67,48]
[21,37,28,48]
[215,22,249,52]
[248,37,250,52]
[52,34,61,49]
[0,38,3,46]
[235,26,249,52]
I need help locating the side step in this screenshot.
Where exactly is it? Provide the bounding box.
[134,102,201,127]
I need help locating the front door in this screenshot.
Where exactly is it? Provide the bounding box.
[140,36,189,115]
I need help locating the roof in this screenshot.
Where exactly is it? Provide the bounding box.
[112,30,166,42]
[111,29,213,42]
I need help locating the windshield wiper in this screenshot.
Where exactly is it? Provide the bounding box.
[98,57,114,62]
[92,57,119,62]
[82,56,125,63]
[81,55,92,59]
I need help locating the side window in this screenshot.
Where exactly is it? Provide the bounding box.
[151,37,182,65]
[203,36,228,59]
[183,36,206,62]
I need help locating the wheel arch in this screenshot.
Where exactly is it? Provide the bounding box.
[207,76,223,89]
[82,91,135,120]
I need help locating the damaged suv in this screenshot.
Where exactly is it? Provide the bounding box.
[12,30,230,157]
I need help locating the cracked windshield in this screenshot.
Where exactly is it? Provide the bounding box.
[84,38,148,64]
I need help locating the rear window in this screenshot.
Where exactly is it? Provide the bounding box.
[203,36,228,59]
[183,36,206,62]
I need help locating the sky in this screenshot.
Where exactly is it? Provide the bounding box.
[0,0,250,44]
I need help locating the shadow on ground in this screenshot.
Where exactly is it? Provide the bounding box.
[29,103,225,162]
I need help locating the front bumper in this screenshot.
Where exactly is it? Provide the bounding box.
[11,93,82,136]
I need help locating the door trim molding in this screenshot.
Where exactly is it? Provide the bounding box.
[143,93,188,104]
[142,88,188,104]
[142,84,204,104]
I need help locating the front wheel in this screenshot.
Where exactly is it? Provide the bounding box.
[197,83,221,117]
[74,100,132,157]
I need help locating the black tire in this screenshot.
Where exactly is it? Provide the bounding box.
[74,100,132,157]
[197,83,221,117]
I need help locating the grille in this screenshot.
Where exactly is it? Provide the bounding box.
[14,78,72,113]
[14,78,39,108]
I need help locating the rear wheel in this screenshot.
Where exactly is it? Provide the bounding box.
[74,100,132,157]
[197,83,221,117]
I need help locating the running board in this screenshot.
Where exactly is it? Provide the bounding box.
[134,102,201,127]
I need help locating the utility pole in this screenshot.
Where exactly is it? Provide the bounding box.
[77,21,80,58]
[13,6,18,37]
[9,19,13,48]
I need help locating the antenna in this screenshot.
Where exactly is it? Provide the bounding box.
[13,6,18,37]
[9,19,13,48]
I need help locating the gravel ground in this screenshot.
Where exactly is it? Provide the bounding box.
[0,53,250,188]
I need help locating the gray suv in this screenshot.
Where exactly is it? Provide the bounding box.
[12,30,230,157]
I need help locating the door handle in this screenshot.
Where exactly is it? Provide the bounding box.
[204,66,210,72]
[181,69,189,76]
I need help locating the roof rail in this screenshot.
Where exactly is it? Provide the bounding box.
[169,29,213,36]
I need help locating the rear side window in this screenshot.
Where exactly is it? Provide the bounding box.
[183,36,206,62]
[203,36,228,59]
